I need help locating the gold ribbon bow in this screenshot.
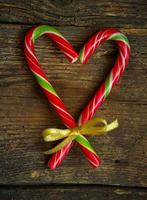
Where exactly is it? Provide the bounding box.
[42,118,119,154]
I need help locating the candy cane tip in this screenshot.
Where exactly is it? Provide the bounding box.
[71,56,78,63]
[81,60,86,64]
[48,161,56,170]
[91,158,102,168]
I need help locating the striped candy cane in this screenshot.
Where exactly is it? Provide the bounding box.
[49,28,130,168]
[79,28,130,124]
[24,25,101,170]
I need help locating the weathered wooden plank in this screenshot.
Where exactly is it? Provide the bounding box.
[0,25,147,185]
[0,0,147,28]
[0,186,146,200]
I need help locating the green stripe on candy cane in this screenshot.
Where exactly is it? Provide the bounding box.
[32,71,58,96]
[76,134,97,155]
[109,33,130,47]
[104,72,113,99]
[32,25,65,42]
[79,46,85,64]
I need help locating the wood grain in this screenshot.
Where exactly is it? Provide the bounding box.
[0,0,147,28]
[0,186,146,200]
[0,24,147,185]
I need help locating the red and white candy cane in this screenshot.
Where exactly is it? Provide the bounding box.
[78,28,130,124]
[49,28,130,169]
[24,25,101,170]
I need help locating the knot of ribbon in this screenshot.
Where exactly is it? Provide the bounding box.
[42,118,119,155]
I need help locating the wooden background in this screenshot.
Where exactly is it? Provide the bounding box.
[0,0,147,199]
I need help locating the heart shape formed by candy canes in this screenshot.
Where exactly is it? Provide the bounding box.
[24,26,130,170]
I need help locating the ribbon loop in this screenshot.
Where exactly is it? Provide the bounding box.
[43,118,119,155]
[43,128,71,142]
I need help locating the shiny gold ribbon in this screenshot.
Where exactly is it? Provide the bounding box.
[42,118,119,154]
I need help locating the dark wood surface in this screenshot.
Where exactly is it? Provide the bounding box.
[0,0,147,199]
[0,0,147,28]
[0,186,146,200]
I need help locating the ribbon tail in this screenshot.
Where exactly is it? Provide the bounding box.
[44,135,76,155]
[104,119,119,132]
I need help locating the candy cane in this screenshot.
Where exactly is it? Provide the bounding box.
[49,28,130,169]
[79,28,130,124]
[24,25,101,170]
